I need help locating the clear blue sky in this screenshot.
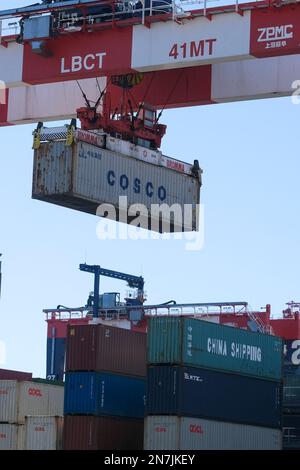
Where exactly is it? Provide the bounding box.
[1,0,299,376]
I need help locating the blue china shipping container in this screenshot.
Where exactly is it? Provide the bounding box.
[147,317,283,381]
[64,371,145,418]
[146,366,282,428]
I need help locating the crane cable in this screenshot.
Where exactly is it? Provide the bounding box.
[155,69,185,124]
[76,77,112,110]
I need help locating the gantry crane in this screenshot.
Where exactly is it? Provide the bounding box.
[1,0,300,128]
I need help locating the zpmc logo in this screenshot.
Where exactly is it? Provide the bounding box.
[257,25,293,42]
[28,388,42,397]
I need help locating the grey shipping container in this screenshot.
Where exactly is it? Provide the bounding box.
[146,365,282,428]
[283,374,300,412]
[147,317,283,381]
[144,416,282,450]
[0,424,24,450]
[66,324,146,376]
[63,415,144,450]
[24,416,63,450]
[32,141,201,232]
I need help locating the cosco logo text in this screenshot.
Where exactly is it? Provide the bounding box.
[107,171,167,201]
[28,388,42,397]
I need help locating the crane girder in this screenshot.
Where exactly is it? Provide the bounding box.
[1,53,299,127]
[1,2,300,89]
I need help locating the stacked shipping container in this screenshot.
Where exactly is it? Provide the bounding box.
[282,339,300,449]
[0,379,64,450]
[63,324,147,450]
[145,317,283,450]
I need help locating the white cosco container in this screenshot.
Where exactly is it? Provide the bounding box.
[0,381,64,424]
[32,141,201,233]
[144,416,282,450]
[0,424,24,450]
[25,416,63,450]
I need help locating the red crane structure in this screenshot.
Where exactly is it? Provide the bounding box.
[1,0,300,127]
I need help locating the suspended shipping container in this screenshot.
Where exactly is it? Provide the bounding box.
[144,416,282,450]
[66,324,146,376]
[63,415,144,450]
[32,139,202,233]
[283,414,300,450]
[146,365,282,428]
[24,416,63,450]
[0,424,24,450]
[0,380,64,424]
[283,375,300,412]
[147,317,283,381]
[64,371,145,418]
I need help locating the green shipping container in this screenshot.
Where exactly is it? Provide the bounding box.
[147,317,283,381]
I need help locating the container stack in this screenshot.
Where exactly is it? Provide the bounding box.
[144,317,283,450]
[282,374,300,448]
[0,379,64,450]
[63,324,147,450]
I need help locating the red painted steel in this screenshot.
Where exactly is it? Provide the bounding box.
[0,369,32,381]
[0,89,9,126]
[66,324,146,376]
[63,415,144,450]
[22,28,133,85]
[251,5,300,58]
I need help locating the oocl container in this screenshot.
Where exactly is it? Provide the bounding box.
[147,317,283,381]
[64,371,145,418]
[63,415,144,450]
[24,416,63,450]
[0,424,24,450]
[66,324,146,376]
[0,380,64,424]
[144,416,282,450]
[32,140,201,233]
[146,365,282,428]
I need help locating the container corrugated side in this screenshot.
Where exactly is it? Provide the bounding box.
[0,424,24,450]
[0,380,64,424]
[146,366,282,428]
[64,372,145,418]
[32,141,200,232]
[24,416,63,450]
[144,416,282,450]
[283,414,300,449]
[66,324,146,376]
[63,415,144,450]
[283,375,300,411]
[147,317,283,381]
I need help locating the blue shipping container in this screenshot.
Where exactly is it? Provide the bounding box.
[64,372,145,418]
[147,366,282,428]
[46,337,66,381]
[284,339,300,376]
